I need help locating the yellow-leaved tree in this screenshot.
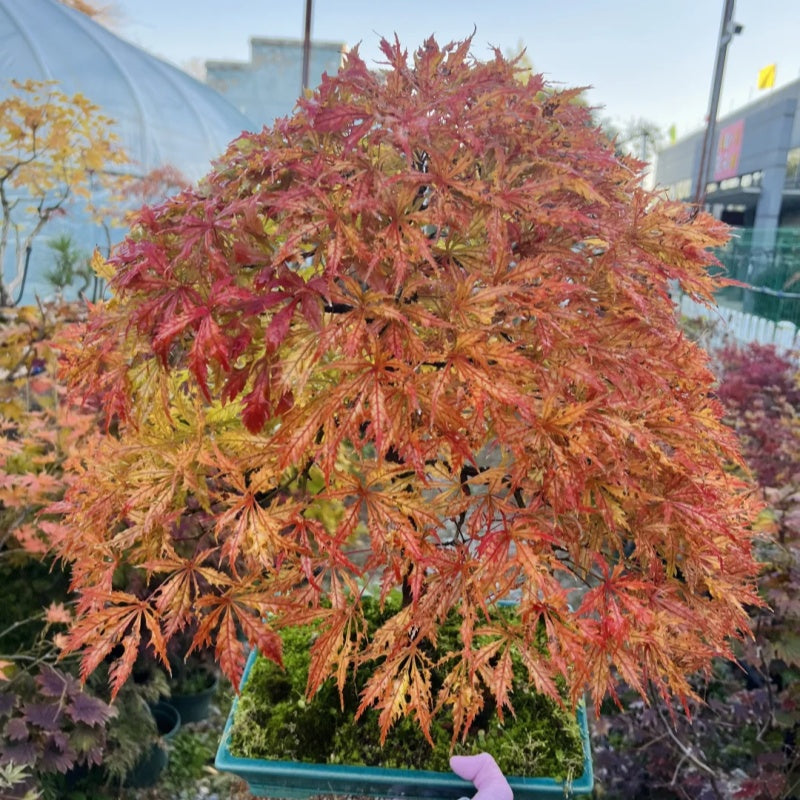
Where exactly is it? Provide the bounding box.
[0,79,129,305]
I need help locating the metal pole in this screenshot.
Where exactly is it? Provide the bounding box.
[693,0,740,207]
[301,0,313,93]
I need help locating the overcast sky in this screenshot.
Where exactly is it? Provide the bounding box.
[110,0,800,142]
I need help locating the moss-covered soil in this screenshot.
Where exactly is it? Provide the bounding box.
[228,598,585,780]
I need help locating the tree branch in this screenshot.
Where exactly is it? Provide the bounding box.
[649,685,723,795]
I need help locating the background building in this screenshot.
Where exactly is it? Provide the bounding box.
[656,78,800,243]
[656,78,800,325]
[206,38,346,130]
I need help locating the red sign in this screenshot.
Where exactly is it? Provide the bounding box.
[714,119,745,181]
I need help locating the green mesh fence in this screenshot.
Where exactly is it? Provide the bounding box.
[713,227,800,326]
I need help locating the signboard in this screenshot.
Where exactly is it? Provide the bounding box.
[714,119,745,181]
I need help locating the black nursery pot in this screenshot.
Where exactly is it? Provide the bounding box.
[124,700,181,788]
[169,670,219,724]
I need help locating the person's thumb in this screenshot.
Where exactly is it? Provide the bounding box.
[450,753,513,800]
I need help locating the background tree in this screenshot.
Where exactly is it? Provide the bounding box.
[599,115,664,164]
[54,37,761,745]
[0,301,141,796]
[84,163,189,302]
[0,79,129,305]
[58,0,103,15]
[43,234,91,297]
[0,294,187,794]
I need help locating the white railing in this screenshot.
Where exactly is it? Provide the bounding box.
[678,294,800,353]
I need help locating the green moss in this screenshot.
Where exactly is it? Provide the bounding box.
[229,599,585,780]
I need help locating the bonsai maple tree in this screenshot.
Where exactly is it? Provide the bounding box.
[52,37,762,745]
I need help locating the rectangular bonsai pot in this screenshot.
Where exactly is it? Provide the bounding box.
[215,650,594,800]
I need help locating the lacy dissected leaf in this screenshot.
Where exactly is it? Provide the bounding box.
[44,602,73,625]
[60,592,168,697]
[147,549,231,637]
[356,650,436,745]
[192,590,283,690]
[305,603,365,701]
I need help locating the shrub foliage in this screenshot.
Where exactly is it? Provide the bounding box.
[594,341,800,798]
[0,304,166,795]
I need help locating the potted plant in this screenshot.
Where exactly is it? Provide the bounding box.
[215,596,594,798]
[166,646,220,725]
[51,35,762,799]
[123,699,181,788]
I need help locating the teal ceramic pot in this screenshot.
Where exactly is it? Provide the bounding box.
[215,650,593,800]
